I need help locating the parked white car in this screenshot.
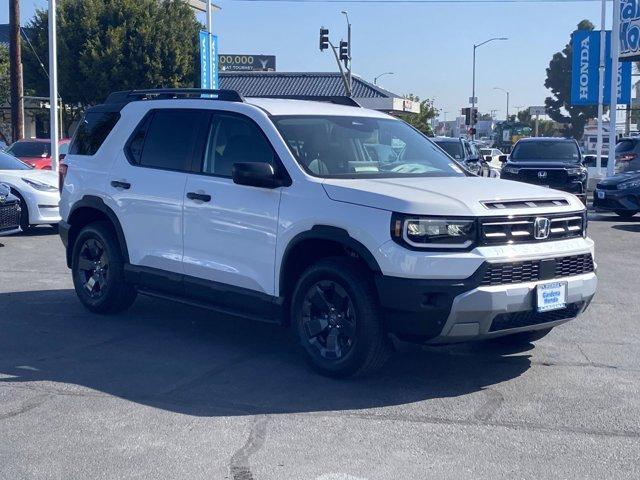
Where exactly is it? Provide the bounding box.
[0,151,60,230]
[59,89,597,377]
[480,148,505,177]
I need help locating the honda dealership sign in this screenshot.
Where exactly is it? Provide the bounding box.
[571,30,631,105]
[620,0,640,61]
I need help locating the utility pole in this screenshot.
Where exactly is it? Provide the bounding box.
[9,0,24,142]
[49,0,59,173]
[341,11,352,96]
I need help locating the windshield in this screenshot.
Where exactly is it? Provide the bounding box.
[0,152,32,170]
[433,140,464,160]
[510,141,580,162]
[273,116,466,178]
[7,141,50,158]
[615,140,638,153]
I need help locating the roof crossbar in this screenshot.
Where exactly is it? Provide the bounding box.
[104,89,244,104]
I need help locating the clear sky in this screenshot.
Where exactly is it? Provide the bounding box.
[2,0,611,120]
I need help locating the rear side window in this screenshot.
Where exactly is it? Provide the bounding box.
[70,112,120,155]
[127,109,205,171]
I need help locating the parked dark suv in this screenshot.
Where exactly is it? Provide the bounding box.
[432,137,488,176]
[612,137,640,174]
[499,138,588,203]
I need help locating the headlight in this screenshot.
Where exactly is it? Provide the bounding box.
[567,167,587,179]
[618,179,640,190]
[503,166,519,174]
[21,178,58,192]
[391,213,477,249]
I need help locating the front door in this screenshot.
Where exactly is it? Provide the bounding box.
[183,111,283,299]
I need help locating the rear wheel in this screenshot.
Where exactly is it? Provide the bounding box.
[291,258,392,378]
[615,210,638,219]
[71,221,137,314]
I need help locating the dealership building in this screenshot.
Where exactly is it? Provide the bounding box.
[219,71,419,115]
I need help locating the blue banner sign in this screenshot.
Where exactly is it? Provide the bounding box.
[571,30,632,105]
[620,0,640,61]
[199,31,219,89]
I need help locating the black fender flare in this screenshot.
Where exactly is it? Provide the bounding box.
[66,196,129,266]
[279,225,381,294]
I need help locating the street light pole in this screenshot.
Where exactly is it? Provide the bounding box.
[48,0,59,174]
[494,87,510,120]
[341,11,352,95]
[471,37,507,139]
[374,72,394,85]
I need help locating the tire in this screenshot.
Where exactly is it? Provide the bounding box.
[614,210,638,219]
[71,221,137,314]
[290,257,392,378]
[10,189,30,232]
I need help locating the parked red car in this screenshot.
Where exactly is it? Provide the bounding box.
[5,138,70,170]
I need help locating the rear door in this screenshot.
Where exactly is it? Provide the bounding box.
[108,108,207,275]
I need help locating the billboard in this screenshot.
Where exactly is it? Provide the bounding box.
[620,0,640,61]
[571,30,631,105]
[218,55,276,71]
[199,31,219,89]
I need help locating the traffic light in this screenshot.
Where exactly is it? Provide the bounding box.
[472,108,478,124]
[462,107,471,126]
[339,41,349,61]
[319,28,329,51]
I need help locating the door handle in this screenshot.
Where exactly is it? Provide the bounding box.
[110,180,131,190]
[186,191,211,202]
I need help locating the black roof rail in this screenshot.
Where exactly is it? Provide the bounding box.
[249,95,361,108]
[104,88,244,104]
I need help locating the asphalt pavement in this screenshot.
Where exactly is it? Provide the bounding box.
[0,212,638,480]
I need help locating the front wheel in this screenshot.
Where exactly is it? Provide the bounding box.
[71,221,137,314]
[291,258,392,378]
[615,210,638,219]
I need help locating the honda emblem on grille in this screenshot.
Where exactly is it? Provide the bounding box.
[537,171,547,179]
[534,217,551,239]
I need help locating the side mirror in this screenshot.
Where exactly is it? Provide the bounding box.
[583,154,596,166]
[484,155,492,162]
[232,162,283,189]
[498,155,508,163]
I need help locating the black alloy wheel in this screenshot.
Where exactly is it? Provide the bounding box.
[301,280,357,360]
[77,238,109,299]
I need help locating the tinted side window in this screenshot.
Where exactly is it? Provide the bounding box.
[137,110,204,171]
[70,112,120,155]
[202,113,275,177]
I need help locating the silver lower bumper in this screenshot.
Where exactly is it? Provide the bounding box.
[427,272,598,344]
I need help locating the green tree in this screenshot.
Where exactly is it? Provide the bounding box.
[0,44,9,107]
[22,0,200,133]
[544,20,597,139]
[399,94,439,136]
[517,109,560,137]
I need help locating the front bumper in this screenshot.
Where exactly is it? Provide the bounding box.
[426,272,596,343]
[375,250,597,343]
[593,188,640,212]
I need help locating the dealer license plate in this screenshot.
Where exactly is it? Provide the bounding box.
[597,190,605,199]
[536,281,567,313]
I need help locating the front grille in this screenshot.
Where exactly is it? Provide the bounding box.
[0,202,20,231]
[489,302,583,332]
[518,168,569,185]
[480,253,594,286]
[479,212,585,245]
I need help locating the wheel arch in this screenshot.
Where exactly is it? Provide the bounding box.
[65,196,129,268]
[278,225,381,301]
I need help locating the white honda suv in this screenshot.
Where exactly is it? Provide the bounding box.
[59,89,597,377]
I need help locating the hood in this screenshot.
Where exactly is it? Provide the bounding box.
[0,168,58,187]
[597,170,640,186]
[322,176,584,216]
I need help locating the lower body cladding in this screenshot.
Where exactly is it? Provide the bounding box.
[375,253,597,344]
